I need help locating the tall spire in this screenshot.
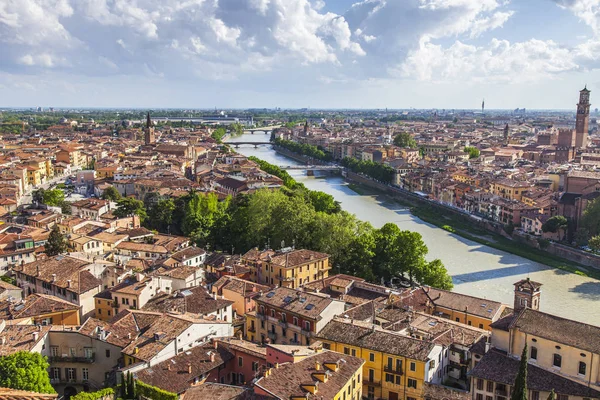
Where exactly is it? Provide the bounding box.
[146,112,152,128]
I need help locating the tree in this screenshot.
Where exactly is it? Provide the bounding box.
[45,225,68,256]
[308,190,341,214]
[114,197,147,222]
[588,235,600,252]
[579,199,600,240]
[464,146,480,159]
[101,186,121,201]
[0,351,56,394]
[393,132,417,148]
[127,371,135,399]
[147,199,176,232]
[32,188,45,204]
[511,344,528,400]
[542,216,568,234]
[120,373,127,399]
[547,390,556,400]
[416,259,454,290]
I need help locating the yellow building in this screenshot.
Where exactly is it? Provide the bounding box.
[93,292,115,322]
[254,350,365,400]
[489,179,532,201]
[26,166,44,186]
[488,279,600,393]
[242,248,331,288]
[418,287,507,331]
[315,319,442,400]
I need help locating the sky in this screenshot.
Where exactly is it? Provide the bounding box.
[2,0,600,109]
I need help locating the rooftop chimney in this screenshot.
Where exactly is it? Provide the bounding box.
[187,363,192,374]
[67,279,72,288]
[209,352,216,363]
[32,332,39,342]
[51,274,56,283]
[315,362,321,371]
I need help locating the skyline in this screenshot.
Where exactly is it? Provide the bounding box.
[2,0,600,109]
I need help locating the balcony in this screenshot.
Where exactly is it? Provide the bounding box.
[495,389,508,397]
[277,275,294,282]
[247,326,256,333]
[384,366,403,375]
[256,313,266,321]
[267,332,277,341]
[278,320,288,328]
[301,329,312,337]
[363,379,381,387]
[50,355,95,364]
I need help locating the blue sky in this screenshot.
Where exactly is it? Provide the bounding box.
[2,0,600,109]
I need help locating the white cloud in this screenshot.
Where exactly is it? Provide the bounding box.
[398,37,579,82]
[555,0,600,34]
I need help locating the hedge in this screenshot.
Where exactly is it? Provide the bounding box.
[72,388,114,400]
[135,380,178,400]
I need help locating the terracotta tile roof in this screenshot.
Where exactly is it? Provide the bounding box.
[422,287,504,320]
[469,349,600,398]
[423,383,469,400]
[0,388,57,399]
[182,383,267,400]
[115,241,168,254]
[315,319,435,361]
[135,343,234,394]
[0,324,51,356]
[13,255,101,294]
[0,293,79,320]
[142,286,232,316]
[213,276,269,298]
[254,350,364,400]
[170,246,206,262]
[256,287,337,320]
[267,249,329,268]
[121,311,195,361]
[214,337,267,360]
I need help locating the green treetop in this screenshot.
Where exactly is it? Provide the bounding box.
[0,352,56,394]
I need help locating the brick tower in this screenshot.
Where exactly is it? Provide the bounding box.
[513,278,542,312]
[144,112,155,145]
[575,86,590,149]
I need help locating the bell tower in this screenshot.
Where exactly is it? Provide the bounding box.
[513,278,542,312]
[575,86,590,149]
[144,112,156,145]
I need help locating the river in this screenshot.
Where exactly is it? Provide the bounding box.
[228,132,600,325]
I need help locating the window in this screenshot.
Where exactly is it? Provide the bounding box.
[239,373,245,384]
[66,368,76,382]
[304,321,311,331]
[344,347,350,355]
[477,379,484,391]
[486,396,493,400]
[410,361,416,372]
[532,391,540,400]
[530,347,537,360]
[476,394,483,400]
[238,356,243,367]
[558,396,568,400]
[385,373,394,383]
[368,386,375,400]
[486,381,494,393]
[82,368,89,381]
[479,323,484,329]
[84,348,93,359]
[407,378,417,389]
[369,353,375,362]
[252,361,259,372]
[51,368,60,380]
[579,361,587,375]
[351,349,356,357]
[70,348,76,357]
[105,349,111,358]
[553,354,562,368]
[293,317,298,326]
[271,310,275,317]
[51,346,59,357]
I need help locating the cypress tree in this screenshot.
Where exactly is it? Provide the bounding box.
[547,390,556,400]
[127,371,135,399]
[511,344,528,400]
[120,373,127,398]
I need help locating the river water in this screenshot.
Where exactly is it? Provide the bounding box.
[228,132,600,325]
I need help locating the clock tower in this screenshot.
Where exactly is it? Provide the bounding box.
[575,86,590,149]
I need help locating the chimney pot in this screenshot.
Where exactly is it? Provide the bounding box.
[187,363,192,374]
[315,362,320,371]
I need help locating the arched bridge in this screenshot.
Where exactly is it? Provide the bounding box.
[229,142,272,147]
[278,165,342,171]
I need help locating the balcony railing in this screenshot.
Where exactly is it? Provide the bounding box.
[50,355,95,364]
[383,366,403,375]
[301,329,312,337]
[277,275,294,282]
[278,320,287,328]
[256,313,266,321]
[248,326,256,333]
[363,379,381,387]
